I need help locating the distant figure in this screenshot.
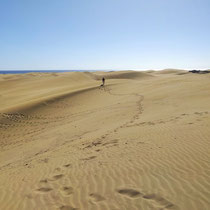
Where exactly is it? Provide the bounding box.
[102,77,105,86]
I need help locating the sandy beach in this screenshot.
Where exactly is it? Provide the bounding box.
[0,70,210,210]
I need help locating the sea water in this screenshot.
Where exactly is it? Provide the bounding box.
[0,70,99,74]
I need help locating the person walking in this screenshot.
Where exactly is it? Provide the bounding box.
[102,77,105,86]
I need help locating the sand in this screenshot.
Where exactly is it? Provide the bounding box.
[0,70,210,210]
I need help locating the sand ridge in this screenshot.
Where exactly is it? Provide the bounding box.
[0,71,210,210]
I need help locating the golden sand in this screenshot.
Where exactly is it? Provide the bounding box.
[0,70,210,210]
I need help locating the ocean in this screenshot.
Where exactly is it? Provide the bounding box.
[0,70,99,74]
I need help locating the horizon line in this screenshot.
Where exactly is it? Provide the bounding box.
[0,68,210,71]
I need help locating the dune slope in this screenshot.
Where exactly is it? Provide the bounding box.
[0,71,210,210]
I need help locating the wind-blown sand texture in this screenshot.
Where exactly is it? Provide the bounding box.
[0,70,210,210]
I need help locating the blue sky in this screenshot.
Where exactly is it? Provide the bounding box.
[0,0,209,70]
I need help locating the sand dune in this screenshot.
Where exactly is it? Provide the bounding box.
[0,71,210,210]
[153,69,188,75]
[89,70,154,80]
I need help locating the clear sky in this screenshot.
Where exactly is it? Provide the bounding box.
[0,0,209,70]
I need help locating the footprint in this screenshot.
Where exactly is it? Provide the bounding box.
[194,112,202,115]
[148,122,155,125]
[84,140,102,149]
[102,139,118,146]
[41,158,49,163]
[40,179,48,183]
[50,174,64,181]
[36,187,52,193]
[63,164,71,168]
[143,194,176,209]
[181,113,187,116]
[81,156,96,161]
[95,149,101,152]
[61,186,74,196]
[89,193,105,202]
[117,188,142,198]
[60,205,77,210]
